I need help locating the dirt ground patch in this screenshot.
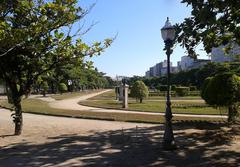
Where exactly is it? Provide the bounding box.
[0,109,239,167]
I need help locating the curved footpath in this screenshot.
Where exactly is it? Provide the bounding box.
[49,90,227,119]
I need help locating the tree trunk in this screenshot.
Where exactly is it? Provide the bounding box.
[140,98,143,103]
[43,91,46,97]
[12,95,23,135]
[8,82,23,135]
[228,105,238,123]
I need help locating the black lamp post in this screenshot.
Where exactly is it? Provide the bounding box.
[161,17,176,150]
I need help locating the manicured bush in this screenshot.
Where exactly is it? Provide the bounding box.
[58,83,67,94]
[201,73,240,122]
[42,81,49,97]
[175,87,190,96]
[171,85,177,91]
[130,80,149,103]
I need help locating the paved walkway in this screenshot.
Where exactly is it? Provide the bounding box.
[49,90,227,119]
[0,92,238,167]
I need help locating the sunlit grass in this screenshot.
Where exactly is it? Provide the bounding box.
[81,90,227,115]
[0,98,226,124]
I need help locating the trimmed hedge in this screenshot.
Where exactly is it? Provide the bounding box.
[175,87,190,96]
[58,83,67,93]
[189,91,200,96]
[171,85,177,91]
[190,86,197,91]
[156,85,168,91]
[149,91,175,96]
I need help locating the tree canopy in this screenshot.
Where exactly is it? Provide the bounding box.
[0,0,113,135]
[176,0,240,58]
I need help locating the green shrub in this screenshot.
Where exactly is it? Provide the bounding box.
[171,85,177,91]
[189,91,200,96]
[201,73,240,106]
[42,81,49,91]
[58,83,67,94]
[201,73,240,122]
[189,86,197,91]
[149,91,176,97]
[42,81,49,96]
[130,80,149,103]
[149,92,161,96]
[175,87,190,96]
[156,85,168,91]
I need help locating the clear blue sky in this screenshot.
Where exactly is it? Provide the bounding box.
[80,0,208,77]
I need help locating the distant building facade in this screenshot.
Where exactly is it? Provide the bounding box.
[145,71,150,77]
[145,44,240,78]
[177,56,210,71]
[189,59,210,69]
[178,56,194,71]
[145,55,211,77]
[145,60,176,77]
[211,44,240,62]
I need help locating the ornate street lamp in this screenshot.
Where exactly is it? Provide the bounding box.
[161,17,176,150]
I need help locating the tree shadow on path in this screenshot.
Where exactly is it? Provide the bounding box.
[0,122,239,167]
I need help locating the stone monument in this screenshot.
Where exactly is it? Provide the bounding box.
[122,84,129,108]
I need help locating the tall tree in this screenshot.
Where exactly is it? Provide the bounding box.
[176,0,240,58]
[0,0,112,135]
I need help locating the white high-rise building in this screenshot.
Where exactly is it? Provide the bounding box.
[179,56,194,71]
[211,44,240,62]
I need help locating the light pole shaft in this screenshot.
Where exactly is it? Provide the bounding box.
[163,40,175,149]
[166,48,171,108]
[166,41,172,119]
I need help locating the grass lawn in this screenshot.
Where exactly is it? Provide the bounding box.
[82,90,228,115]
[89,90,204,101]
[0,98,226,124]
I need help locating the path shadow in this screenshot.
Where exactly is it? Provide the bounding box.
[0,123,239,167]
[0,134,16,138]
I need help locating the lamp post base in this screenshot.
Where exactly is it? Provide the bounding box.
[162,140,177,150]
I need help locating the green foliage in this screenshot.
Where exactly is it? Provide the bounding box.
[177,0,240,57]
[175,87,190,97]
[130,81,149,103]
[16,84,20,92]
[189,86,197,91]
[42,81,49,92]
[0,0,113,134]
[200,77,213,102]
[41,81,49,96]
[58,83,67,93]
[196,63,231,87]
[201,73,240,122]
[149,91,176,97]
[137,62,238,90]
[201,73,240,106]
[156,85,168,91]
[0,0,113,97]
[171,85,177,91]
[189,91,200,96]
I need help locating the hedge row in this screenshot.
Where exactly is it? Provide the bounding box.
[149,90,200,97]
[156,85,198,92]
